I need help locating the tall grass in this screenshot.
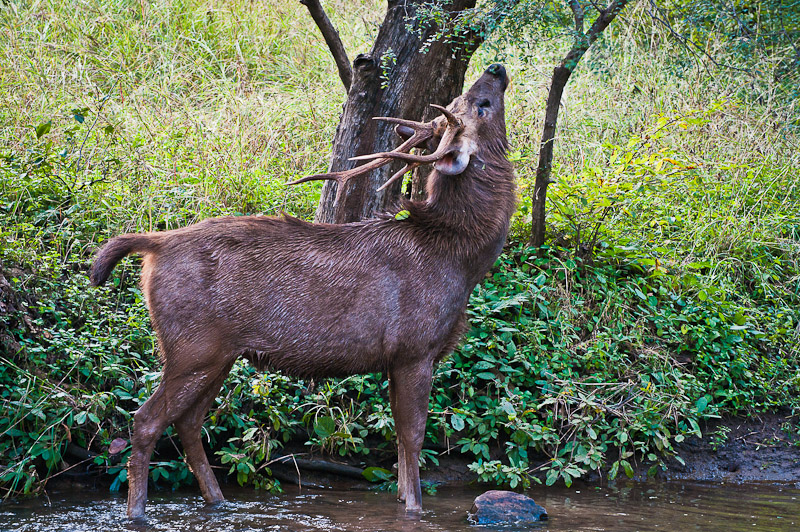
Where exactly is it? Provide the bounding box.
[1,0,383,232]
[498,4,799,309]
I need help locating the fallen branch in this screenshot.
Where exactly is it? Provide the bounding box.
[271,453,366,480]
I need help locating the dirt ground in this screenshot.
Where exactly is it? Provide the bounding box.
[662,413,800,485]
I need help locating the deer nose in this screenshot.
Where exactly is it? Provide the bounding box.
[486,64,509,89]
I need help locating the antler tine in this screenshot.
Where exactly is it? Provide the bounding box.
[377,162,421,192]
[350,120,461,164]
[285,157,389,186]
[429,104,462,128]
[372,116,431,131]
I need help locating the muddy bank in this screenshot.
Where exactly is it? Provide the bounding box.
[43,412,800,497]
[663,413,800,485]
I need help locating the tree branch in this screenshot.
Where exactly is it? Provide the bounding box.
[643,0,750,74]
[301,0,353,91]
[569,0,584,33]
[561,0,630,72]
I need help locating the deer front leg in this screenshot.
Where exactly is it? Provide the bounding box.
[388,362,433,512]
[388,371,407,502]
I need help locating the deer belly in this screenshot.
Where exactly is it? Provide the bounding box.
[239,333,392,378]
[235,306,404,378]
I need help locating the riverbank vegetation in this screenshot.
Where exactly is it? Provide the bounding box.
[1,0,799,498]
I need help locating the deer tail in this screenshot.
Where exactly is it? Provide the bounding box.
[90,233,161,286]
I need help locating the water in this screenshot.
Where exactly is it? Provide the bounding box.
[2,481,799,532]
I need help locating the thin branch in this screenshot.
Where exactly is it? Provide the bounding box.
[569,0,585,33]
[529,0,632,248]
[300,0,353,91]
[561,0,630,72]
[644,0,750,74]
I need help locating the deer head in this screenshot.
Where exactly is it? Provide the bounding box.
[288,64,510,197]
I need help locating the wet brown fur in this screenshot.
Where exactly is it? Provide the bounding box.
[91,66,515,519]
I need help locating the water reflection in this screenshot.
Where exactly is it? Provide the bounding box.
[2,481,799,532]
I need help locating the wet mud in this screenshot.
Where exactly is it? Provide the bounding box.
[663,413,800,485]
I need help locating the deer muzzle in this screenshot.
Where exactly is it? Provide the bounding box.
[434,141,475,176]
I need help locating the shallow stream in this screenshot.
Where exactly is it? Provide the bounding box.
[2,481,799,531]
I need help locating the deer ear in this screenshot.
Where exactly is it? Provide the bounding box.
[395,124,415,140]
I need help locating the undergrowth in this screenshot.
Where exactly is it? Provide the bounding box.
[2,0,799,499]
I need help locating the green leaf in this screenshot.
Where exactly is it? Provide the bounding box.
[695,395,710,414]
[72,108,88,123]
[609,461,620,480]
[622,460,634,478]
[243,427,259,441]
[472,360,494,371]
[394,210,410,220]
[314,416,336,439]
[362,466,393,482]
[492,292,529,311]
[450,414,465,431]
[35,121,52,139]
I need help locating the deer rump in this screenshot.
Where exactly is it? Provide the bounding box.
[91,63,514,519]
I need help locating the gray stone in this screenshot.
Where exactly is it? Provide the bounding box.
[468,490,548,525]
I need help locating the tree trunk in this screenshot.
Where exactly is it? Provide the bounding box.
[529,66,571,248]
[315,0,480,224]
[528,0,630,248]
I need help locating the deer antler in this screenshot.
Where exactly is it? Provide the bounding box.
[286,118,434,203]
[286,104,463,199]
[429,104,461,128]
[349,105,464,165]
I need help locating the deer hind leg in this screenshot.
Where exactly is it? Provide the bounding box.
[389,363,433,512]
[126,356,230,520]
[174,360,234,505]
[127,383,170,520]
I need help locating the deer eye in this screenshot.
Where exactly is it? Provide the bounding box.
[477,99,491,117]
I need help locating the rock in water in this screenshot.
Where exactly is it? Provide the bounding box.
[468,490,548,525]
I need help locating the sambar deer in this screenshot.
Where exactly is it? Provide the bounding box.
[91,64,515,519]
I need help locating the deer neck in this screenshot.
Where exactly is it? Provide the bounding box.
[405,158,516,265]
